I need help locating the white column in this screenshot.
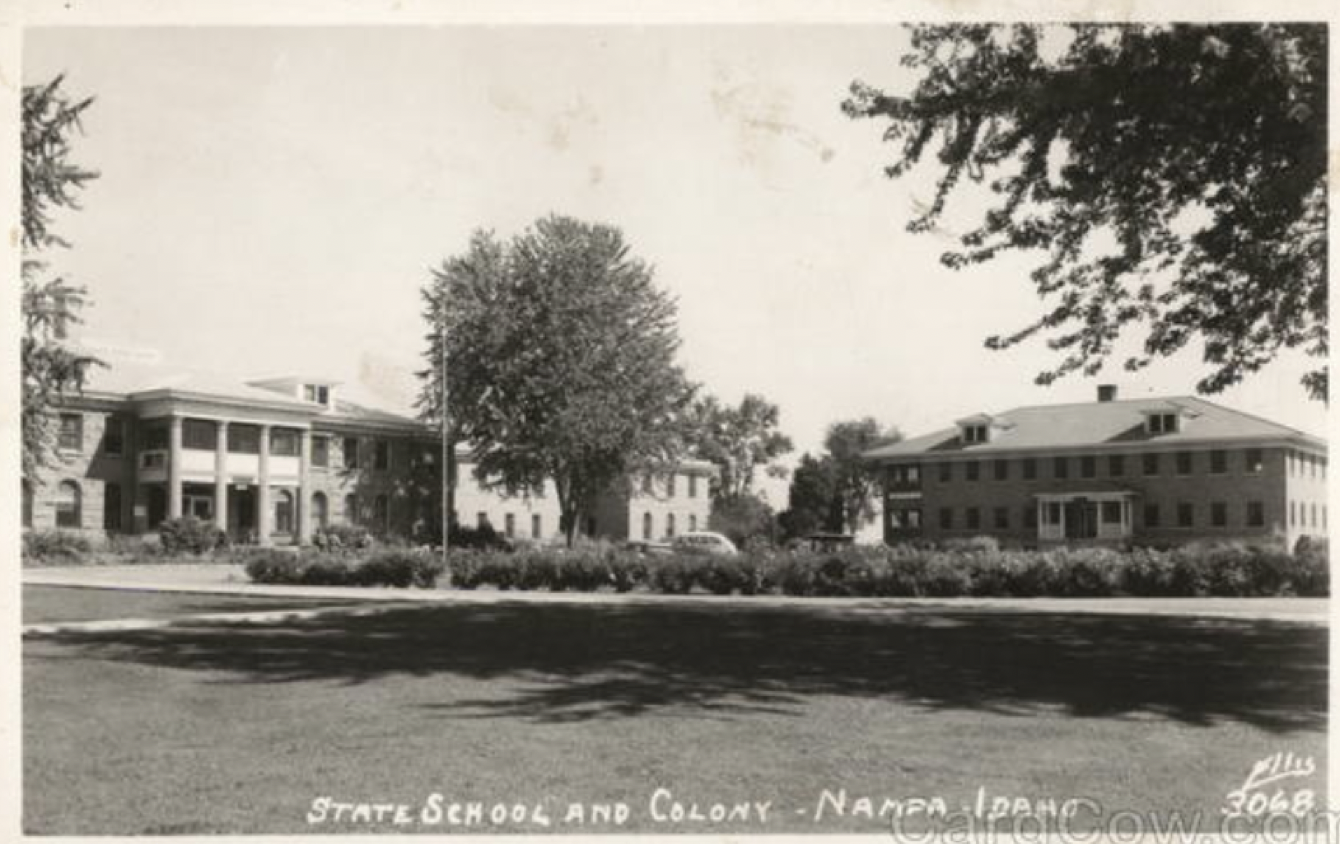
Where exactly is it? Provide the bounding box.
[214,420,229,531]
[257,424,272,546]
[168,416,184,520]
[298,429,312,544]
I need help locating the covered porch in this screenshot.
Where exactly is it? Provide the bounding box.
[1036,491,1137,543]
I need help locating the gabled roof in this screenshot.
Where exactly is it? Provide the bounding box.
[864,396,1325,461]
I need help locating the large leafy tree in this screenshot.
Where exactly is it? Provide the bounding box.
[844,24,1327,399]
[777,453,843,540]
[687,393,794,500]
[22,75,101,480]
[824,418,901,534]
[419,216,695,546]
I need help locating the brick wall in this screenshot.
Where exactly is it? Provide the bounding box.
[884,444,1315,546]
[27,408,136,539]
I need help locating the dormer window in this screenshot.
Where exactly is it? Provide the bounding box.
[1146,412,1180,435]
[962,424,989,444]
[304,384,331,407]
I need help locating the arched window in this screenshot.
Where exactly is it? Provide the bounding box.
[22,482,33,529]
[374,495,389,534]
[689,514,697,532]
[642,512,653,540]
[55,480,81,529]
[312,492,329,529]
[666,513,676,539]
[275,490,295,536]
[344,494,358,525]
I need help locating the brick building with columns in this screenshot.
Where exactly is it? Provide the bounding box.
[23,354,713,547]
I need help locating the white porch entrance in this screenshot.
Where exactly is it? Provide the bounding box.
[1036,492,1135,542]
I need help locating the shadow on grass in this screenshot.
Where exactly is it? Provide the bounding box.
[28,600,1327,731]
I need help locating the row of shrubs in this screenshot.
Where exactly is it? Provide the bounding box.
[243,548,445,589]
[442,540,1329,598]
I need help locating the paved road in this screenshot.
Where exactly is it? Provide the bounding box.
[23,564,1329,625]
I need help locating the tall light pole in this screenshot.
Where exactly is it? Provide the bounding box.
[439,284,450,566]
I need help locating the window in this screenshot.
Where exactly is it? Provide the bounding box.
[373,495,389,533]
[183,419,216,450]
[1147,412,1179,434]
[103,418,125,456]
[641,512,653,540]
[1046,502,1063,526]
[666,513,676,539]
[344,494,358,525]
[1209,450,1227,474]
[1053,456,1069,480]
[667,474,677,498]
[689,514,698,532]
[311,437,330,468]
[1108,455,1125,477]
[228,425,261,454]
[939,462,952,482]
[688,475,698,498]
[1175,452,1192,476]
[532,514,542,539]
[993,507,1008,530]
[965,461,980,482]
[939,508,953,530]
[343,437,359,468]
[1144,503,1160,528]
[271,428,299,457]
[641,475,654,495]
[1211,501,1227,528]
[962,424,988,444]
[104,482,122,531]
[1024,506,1037,530]
[966,507,981,531]
[275,490,295,535]
[1247,501,1264,528]
[312,492,329,529]
[1177,502,1194,528]
[476,511,488,530]
[504,513,516,539]
[1238,450,1259,476]
[374,440,390,470]
[304,384,330,406]
[889,464,920,486]
[22,482,33,529]
[1022,458,1037,480]
[1290,500,1297,527]
[586,516,597,537]
[1311,503,1318,529]
[1101,501,1122,525]
[55,480,81,528]
[1080,455,1096,479]
[58,413,83,452]
[1143,453,1159,476]
[993,459,1008,481]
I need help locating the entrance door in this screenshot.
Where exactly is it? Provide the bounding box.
[1064,498,1098,540]
[229,487,257,542]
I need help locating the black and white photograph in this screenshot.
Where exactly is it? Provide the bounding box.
[7,2,1333,838]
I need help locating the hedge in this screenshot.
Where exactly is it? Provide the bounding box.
[244,548,445,589]
[440,540,1328,598]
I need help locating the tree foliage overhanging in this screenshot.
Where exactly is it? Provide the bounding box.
[418,215,696,546]
[843,23,1327,399]
[22,75,102,481]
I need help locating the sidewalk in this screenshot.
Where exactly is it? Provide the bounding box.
[22,564,1330,624]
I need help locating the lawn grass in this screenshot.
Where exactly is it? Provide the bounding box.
[22,585,366,625]
[23,598,1327,834]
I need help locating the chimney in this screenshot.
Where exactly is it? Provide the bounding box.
[1097,384,1118,403]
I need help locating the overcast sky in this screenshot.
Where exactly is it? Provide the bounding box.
[25,25,1327,503]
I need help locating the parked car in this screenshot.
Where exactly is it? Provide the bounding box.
[670,531,740,557]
